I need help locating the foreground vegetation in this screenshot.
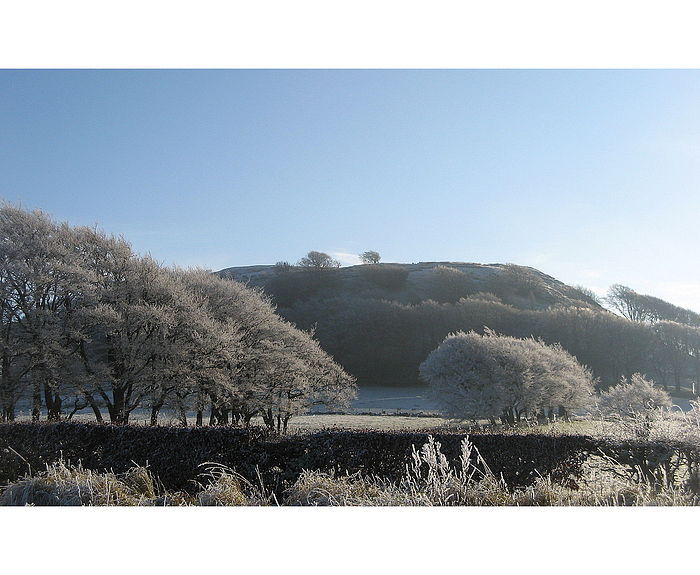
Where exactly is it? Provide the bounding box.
[3,400,700,506]
[2,433,697,506]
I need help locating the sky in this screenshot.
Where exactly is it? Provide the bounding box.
[3,69,700,311]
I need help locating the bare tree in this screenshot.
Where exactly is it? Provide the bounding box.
[605,284,655,323]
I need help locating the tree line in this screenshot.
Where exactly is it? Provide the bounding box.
[0,203,355,429]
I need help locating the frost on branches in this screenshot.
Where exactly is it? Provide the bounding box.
[419,329,595,424]
[0,201,356,428]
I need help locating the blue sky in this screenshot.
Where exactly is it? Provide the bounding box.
[3,69,700,311]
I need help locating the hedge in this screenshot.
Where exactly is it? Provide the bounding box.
[0,422,612,497]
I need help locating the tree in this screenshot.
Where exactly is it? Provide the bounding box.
[650,321,695,393]
[605,284,700,327]
[605,285,645,322]
[297,251,340,270]
[0,201,356,429]
[254,321,356,433]
[359,251,381,264]
[75,249,206,425]
[179,268,356,431]
[0,202,97,421]
[596,373,672,420]
[419,329,594,424]
[273,261,293,274]
[295,251,341,294]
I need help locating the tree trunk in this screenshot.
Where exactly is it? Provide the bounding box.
[262,408,274,431]
[150,405,161,427]
[110,384,126,424]
[501,408,515,425]
[1,351,15,422]
[44,383,62,421]
[33,382,43,422]
[558,405,569,421]
[86,395,103,423]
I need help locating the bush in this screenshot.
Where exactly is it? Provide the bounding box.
[419,330,595,423]
[6,435,698,506]
[359,264,409,290]
[597,374,672,420]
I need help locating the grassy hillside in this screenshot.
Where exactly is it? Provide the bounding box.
[217,261,601,310]
[216,261,699,394]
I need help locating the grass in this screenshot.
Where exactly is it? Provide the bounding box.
[5,400,700,506]
[3,432,698,506]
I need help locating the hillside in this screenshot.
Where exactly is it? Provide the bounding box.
[215,261,699,394]
[217,261,602,311]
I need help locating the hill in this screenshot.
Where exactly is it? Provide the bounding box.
[216,261,700,394]
[217,261,602,311]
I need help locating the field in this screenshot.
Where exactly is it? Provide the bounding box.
[9,384,696,432]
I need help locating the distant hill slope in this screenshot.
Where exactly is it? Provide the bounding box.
[216,261,601,311]
[215,261,698,392]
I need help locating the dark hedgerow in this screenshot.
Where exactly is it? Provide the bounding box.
[4,422,700,500]
[0,422,608,498]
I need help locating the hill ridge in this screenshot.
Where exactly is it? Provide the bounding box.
[216,261,599,311]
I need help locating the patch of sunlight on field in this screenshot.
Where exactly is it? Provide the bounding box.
[286,414,451,432]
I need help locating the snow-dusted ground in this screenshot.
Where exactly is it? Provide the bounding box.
[350,386,439,413]
[10,387,696,426]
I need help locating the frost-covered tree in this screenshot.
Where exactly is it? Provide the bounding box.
[0,201,356,428]
[297,251,340,270]
[0,203,97,421]
[177,267,280,426]
[419,329,594,424]
[177,268,356,431]
[359,251,381,264]
[596,373,672,420]
[74,245,208,425]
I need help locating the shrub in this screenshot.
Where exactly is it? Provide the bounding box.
[0,460,161,506]
[597,373,672,420]
[419,329,595,423]
[359,263,409,290]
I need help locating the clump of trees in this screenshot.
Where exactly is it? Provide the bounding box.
[297,250,340,271]
[418,329,595,424]
[0,203,355,429]
[606,284,700,326]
